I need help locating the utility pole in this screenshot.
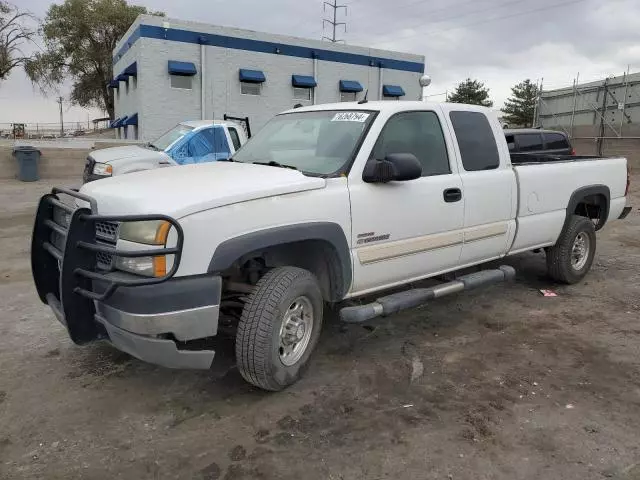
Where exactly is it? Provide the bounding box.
[57,96,64,137]
[323,0,347,43]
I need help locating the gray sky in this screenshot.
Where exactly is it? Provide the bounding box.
[1,0,638,124]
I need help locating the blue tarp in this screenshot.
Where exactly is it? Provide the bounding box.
[292,75,317,88]
[168,60,197,76]
[123,61,137,76]
[239,69,266,83]
[123,113,138,126]
[169,125,232,165]
[383,84,405,97]
[339,80,363,92]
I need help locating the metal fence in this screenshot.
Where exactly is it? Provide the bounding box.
[0,119,111,140]
[534,68,640,161]
[535,68,640,142]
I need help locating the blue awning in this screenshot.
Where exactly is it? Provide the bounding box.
[239,69,266,83]
[107,80,119,89]
[116,74,129,82]
[292,75,317,88]
[123,113,138,126]
[383,84,405,97]
[168,60,197,76]
[123,61,137,77]
[114,116,128,128]
[339,80,363,92]
[109,118,120,128]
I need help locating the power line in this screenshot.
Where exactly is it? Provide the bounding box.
[366,0,587,46]
[323,0,348,43]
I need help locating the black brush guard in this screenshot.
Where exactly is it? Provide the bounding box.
[31,187,184,345]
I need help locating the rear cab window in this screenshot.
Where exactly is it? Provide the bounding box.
[544,132,570,149]
[228,127,242,151]
[515,133,543,152]
[449,111,500,171]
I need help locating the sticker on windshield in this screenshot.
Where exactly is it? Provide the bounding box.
[331,112,370,122]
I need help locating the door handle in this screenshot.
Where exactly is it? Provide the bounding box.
[443,188,462,203]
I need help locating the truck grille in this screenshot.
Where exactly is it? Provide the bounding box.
[32,186,184,344]
[95,221,119,242]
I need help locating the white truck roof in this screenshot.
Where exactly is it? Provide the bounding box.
[283,101,491,115]
[179,120,240,129]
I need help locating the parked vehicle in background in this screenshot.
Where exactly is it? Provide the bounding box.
[83,118,249,183]
[32,102,631,391]
[505,128,575,156]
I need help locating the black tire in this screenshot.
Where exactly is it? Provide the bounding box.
[236,266,323,391]
[546,215,596,284]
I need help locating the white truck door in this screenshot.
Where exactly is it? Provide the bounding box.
[348,109,464,295]
[446,109,517,266]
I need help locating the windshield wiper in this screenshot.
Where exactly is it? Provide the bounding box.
[146,142,160,151]
[252,160,298,170]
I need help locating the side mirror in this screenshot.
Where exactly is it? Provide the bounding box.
[362,153,422,183]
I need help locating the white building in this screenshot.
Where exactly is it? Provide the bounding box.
[110,15,425,141]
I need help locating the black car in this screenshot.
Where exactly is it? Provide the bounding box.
[505,128,575,156]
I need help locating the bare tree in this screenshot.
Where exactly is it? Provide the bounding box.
[0,1,36,82]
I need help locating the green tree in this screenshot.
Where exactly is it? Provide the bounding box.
[25,0,163,119]
[447,78,493,107]
[502,79,539,127]
[0,1,36,81]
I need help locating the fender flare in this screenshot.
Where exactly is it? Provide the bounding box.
[565,185,610,230]
[208,222,352,298]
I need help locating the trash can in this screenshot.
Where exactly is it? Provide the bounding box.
[12,146,41,182]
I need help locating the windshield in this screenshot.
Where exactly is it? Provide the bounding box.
[232,110,376,175]
[151,124,194,151]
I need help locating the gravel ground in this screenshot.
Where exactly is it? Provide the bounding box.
[0,176,639,480]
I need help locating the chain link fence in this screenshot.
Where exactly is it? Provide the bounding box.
[0,119,112,140]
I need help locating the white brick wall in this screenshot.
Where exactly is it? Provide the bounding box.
[113,16,424,141]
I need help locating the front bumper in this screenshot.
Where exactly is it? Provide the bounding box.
[32,187,219,369]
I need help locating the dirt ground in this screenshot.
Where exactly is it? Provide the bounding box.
[1,176,639,480]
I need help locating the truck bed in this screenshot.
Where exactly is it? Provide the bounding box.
[510,153,602,165]
[508,156,628,254]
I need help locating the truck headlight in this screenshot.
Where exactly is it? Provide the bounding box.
[115,220,172,277]
[92,163,112,176]
[119,220,171,245]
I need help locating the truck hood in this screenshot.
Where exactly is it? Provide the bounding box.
[89,145,170,166]
[80,161,326,217]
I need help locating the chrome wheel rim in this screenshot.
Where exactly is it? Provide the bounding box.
[278,296,314,366]
[571,232,590,270]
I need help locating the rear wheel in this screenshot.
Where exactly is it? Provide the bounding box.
[236,266,323,391]
[546,215,596,284]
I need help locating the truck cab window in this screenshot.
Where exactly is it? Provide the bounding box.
[544,132,569,149]
[371,111,450,176]
[515,133,543,152]
[228,127,242,150]
[449,111,500,171]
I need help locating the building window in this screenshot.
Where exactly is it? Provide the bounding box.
[171,75,192,90]
[241,82,261,96]
[293,87,312,101]
[340,91,356,102]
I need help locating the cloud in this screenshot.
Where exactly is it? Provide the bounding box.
[1,0,638,122]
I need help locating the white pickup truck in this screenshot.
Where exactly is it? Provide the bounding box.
[32,101,631,391]
[83,118,249,183]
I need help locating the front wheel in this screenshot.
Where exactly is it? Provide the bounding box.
[236,266,323,391]
[546,215,596,284]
